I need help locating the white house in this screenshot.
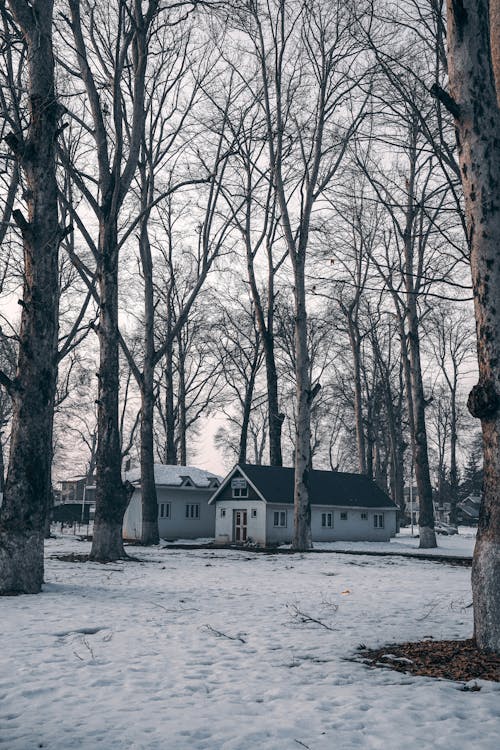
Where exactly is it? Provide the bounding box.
[123,465,221,541]
[209,464,398,545]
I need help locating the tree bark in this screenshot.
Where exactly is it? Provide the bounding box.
[293,256,313,550]
[0,0,60,594]
[346,311,367,475]
[90,218,129,560]
[164,337,177,465]
[407,299,436,548]
[446,0,500,652]
[401,125,436,549]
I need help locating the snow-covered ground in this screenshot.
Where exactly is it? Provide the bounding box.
[313,526,477,558]
[1,532,498,750]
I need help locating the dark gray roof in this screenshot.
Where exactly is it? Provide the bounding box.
[238,464,397,509]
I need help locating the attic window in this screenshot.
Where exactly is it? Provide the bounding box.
[340,512,348,521]
[231,477,248,498]
[361,512,368,520]
[180,476,194,487]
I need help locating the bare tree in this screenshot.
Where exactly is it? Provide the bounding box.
[0,0,62,593]
[443,0,500,652]
[426,304,475,522]
[61,0,163,560]
[237,0,366,549]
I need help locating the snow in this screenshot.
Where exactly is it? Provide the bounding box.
[1,532,498,750]
[312,527,477,558]
[125,464,222,488]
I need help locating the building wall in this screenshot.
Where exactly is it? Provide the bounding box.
[123,491,142,539]
[266,504,293,544]
[213,498,397,545]
[310,506,396,542]
[123,486,216,540]
[214,499,267,544]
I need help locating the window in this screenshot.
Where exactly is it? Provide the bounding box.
[251,508,257,518]
[233,486,248,498]
[231,477,248,498]
[321,512,333,528]
[220,508,226,518]
[374,513,384,528]
[361,512,368,520]
[273,511,287,527]
[185,504,200,519]
[340,512,348,520]
[159,503,171,519]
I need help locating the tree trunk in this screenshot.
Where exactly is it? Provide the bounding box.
[449,389,459,525]
[407,301,437,548]
[90,219,129,561]
[164,338,177,465]
[138,160,159,545]
[347,314,367,474]
[140,385,159,545]
[264,332,284,466]
[446,0,500,652]
[401,129,436,549]
[177,332,187,466]
[0,0,59,594]
[0,434,5,495]
[245,223,284,466]
[292,257,313,551]
[238,341,260,466]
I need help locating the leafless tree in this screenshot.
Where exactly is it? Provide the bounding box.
[233,0,367,549]
[443,0,500,653]
[0,0,63,593]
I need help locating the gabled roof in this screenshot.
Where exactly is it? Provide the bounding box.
[126,464,221,489]
[211,464,397,509]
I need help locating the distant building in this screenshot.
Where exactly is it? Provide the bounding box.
[57,477,95,520]
[457,494,481,524]
[122,465,221,541]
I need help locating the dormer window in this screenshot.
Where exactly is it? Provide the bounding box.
[231,477,248,498]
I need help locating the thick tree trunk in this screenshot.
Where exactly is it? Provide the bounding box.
[292,259,313,551]
[0,0,59,594]
[446,0,500,652]
[90,220,129,561]
[138,163,159,545]
[140,386,159,545]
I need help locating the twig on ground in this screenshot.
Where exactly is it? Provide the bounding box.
[287,603,337,631]
[415,599,441,621]
[201,624,247,643]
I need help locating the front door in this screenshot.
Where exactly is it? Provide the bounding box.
[234,510,248,542]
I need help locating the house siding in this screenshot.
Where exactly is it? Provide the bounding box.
[310,506,396,542]
[215,500,266,544]
[266,504,293,544]
[213,501,397,545]
[123,486,216,541]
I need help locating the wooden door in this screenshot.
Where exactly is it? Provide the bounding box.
[234,509,248,542]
